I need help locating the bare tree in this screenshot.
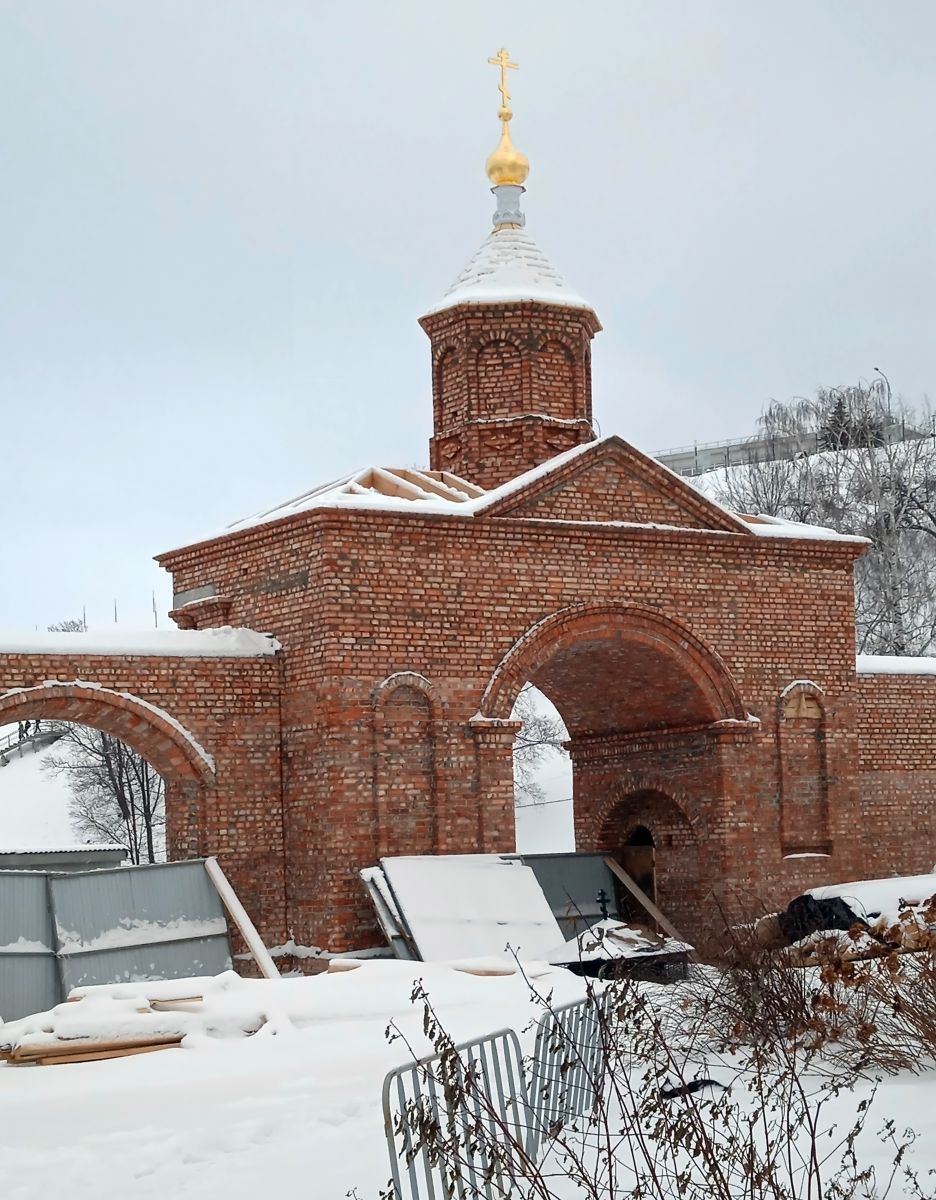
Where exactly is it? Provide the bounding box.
[43,725,165,863]
[46,616,87,632]
[41,617,164,862]
[707,381,936,655]
[512,683,569,804]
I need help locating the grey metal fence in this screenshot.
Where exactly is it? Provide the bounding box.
[382,991,611,1200]
[0,860,231,1022]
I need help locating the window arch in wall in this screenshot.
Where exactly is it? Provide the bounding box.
[532,339,576,418]
[435,347,463,432]
[476,339,522,417]
[374,675,436,857]
[778,682,830,855]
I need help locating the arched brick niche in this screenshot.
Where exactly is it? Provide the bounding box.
[434,345,464,432]
[373,673,437,857]
[533,339,577,418]
[476,338,522,417]
[777,681,830,855]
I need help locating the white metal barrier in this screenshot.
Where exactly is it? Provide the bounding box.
[382,990,611,1199]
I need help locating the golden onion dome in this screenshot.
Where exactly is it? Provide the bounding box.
[486,113,530,187]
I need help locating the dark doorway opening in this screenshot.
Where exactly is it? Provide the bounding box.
[617,824,656,923]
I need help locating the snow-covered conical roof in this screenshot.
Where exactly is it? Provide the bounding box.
[423,224,592,316]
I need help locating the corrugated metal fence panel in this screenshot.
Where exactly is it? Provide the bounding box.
[59,937,232,993]
[0,871,57,1022]
[50,860,231,994]
[0,860,232,1021]
[521,854,621,939]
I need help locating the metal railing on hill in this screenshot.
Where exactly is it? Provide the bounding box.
[655,418,932,478]
[0,728,64,766]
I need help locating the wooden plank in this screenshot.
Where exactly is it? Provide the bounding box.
[150,996,203,1012]
[602,856,695,956]
[11,1035,183,1063]
[38,1043,181,1066]
[204,856,280,980]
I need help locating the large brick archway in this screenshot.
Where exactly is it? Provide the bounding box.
[478,603,748,938]
[480,603,747,729]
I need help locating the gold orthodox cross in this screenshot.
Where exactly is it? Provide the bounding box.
[487,47,519,111]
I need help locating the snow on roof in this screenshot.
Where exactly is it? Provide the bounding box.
[0,627,280,658]
[740,512,869,544]
[186,436,869,549]
[856,654,936,675]
[221,466,485,538]
[3,847,125,857]
[422,225,592,316]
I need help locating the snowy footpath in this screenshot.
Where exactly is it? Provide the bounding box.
[0,961,588,1199]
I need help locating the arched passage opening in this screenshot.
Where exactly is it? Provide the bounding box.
[0,684,213,863]
[482,604,748,939]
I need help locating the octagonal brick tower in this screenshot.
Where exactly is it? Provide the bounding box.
[419,76,602,490]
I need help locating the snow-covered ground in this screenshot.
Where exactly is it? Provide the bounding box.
[0,728,80,849]
[1,962,935,1200]
[0,961,588,1200]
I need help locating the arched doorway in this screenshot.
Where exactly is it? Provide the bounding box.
[0,683,214,860]
[600,790,703,937]
[481,603,746,940]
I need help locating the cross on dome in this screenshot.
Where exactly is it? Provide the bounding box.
[485,46,529,190]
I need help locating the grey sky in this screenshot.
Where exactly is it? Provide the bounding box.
[2,1,934,631]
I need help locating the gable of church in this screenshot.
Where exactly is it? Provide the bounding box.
[478,436,751,533]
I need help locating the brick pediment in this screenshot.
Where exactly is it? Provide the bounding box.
[477,436,751,533]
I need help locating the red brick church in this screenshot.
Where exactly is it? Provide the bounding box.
[2,78,934,951]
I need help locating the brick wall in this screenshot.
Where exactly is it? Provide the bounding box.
[0,652,286,946]
[157,491,901,950]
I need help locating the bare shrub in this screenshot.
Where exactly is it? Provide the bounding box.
[380,961,927,1200]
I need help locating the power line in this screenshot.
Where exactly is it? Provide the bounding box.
[514,796,572,810]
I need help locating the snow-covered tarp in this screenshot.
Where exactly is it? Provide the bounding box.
[378,855,564,962]
[808,873,936,923]
[544,918,692,965]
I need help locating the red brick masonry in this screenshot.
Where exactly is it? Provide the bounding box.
[2,295,934,951]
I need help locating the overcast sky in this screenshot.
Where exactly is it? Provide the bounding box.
[2,1,934,631]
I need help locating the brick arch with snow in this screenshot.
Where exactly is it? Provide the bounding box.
[0,682,214,784]
[0,629,287,946]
